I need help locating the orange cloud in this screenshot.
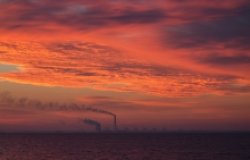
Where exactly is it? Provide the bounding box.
[0,41,249,97]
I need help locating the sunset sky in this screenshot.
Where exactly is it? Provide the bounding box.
[0,0,250,132]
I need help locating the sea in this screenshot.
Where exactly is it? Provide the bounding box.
[0,133,249,160]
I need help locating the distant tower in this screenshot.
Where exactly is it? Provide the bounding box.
[114,115,117,131]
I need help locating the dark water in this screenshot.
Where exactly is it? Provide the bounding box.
[0,133,250,160]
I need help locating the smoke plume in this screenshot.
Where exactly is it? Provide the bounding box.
[0,91,117,130]
[83,118,101,132]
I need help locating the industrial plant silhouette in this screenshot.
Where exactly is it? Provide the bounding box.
[0,91,167,133]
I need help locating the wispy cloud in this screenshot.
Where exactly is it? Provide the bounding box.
[1,41,249,97]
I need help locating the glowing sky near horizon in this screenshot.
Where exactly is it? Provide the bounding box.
[0,0,250,132]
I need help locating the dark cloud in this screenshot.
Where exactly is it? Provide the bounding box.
[46,42,119,56]
[213,84,250,93]
[200,55,250,65]
[48,43,85,52]
[108,9,166,24]
[34,66,100,77]
[102,62,192,77]
[0,1,166,31]
[164,5,250,49]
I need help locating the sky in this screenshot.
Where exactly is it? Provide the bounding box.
[0,0,250,132]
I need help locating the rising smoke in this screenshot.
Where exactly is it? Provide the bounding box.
[0,91,117,130]
[83,118,101,132]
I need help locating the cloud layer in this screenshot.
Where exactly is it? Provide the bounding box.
[1,41,249,97]
[0,0,250,131]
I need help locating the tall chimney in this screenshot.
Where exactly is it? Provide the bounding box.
[114,115,117,131]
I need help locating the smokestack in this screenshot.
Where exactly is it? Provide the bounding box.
[83,118,101,132]
[114,115,117,131]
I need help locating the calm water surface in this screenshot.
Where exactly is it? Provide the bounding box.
[0,133,249,160]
